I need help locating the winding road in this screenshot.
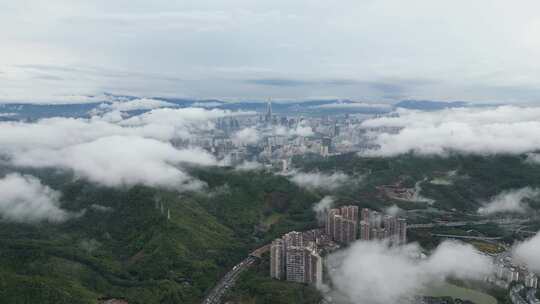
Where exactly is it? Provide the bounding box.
[201,245,270,304]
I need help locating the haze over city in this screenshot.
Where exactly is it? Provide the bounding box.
[2,2,540,304]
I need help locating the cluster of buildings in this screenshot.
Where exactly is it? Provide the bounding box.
[326,205,359,244]
[359,208,407,245]
[270,206,409,286]
[270,230,326,286]
[489,254,538,289]
[169,101,398,171]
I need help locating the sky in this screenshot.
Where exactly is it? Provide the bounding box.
[2,0,540,103]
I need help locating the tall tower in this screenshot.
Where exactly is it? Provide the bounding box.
[270,239,285,280]
[265,99,273,123]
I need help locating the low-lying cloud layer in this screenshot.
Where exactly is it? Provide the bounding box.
[232,127,260,145]
[12,136,216,189]
[514,232,540,273]
[0,173,75,223]
[478,187,540,215]
[289,171,349,191]
[312,196,334,224]
[98,98,176,112]
[361,106,540,157]
[325,240,492,304]
[0,107,251,189]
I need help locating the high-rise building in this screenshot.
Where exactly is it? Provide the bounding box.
[283,231,303,247]
[265,100,273,123]
[286,245,306,283]
[305,245,323,287]
[270,239,285,280]
[326,208,341,238]
[359,208,407,244]
[361,208,370,222]
[397,218,407,244]
[326,206,358,244]
[360,220,370,241]
[341,205,359,222]
[525,273,538,288]
[271,230,324,286]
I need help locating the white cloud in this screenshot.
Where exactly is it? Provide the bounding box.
[325,240,492,304]
[89,204,113,212]
[385,204,402,216]
[191,101,223,108]
[235,161,264,171]
[0,107,254,190]
[121,107,254,139]
[0,173,75,223]
[274,123,314,137]
[525,153,540,164]
[12,136,216,190]
[312,196,334,224]
[514,232,540,273]
[478,187,539,215]
[361,106,540,156]
[99,98,176,112]
[294,125,314,137]
[3,1,540,102]
[289,171,349,191]
[231,127,260,145]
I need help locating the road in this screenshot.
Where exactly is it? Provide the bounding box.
[408,218,531,229]
[201,245,270,304]
[430,233,503,241]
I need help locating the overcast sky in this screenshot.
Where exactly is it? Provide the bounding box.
[2,0,540,103]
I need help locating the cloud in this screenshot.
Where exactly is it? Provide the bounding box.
[478,187,540,215]
[385,204,403,216]
[0,173,76,223]
[0,107,254,190]
[3,1,540,102]
[514,232,540,273]
[274,123,314,137]
[361,106,540,156]
[325,240,492,304]
[525,153,540,164]
[89,204,113,212]
[12,136,216,190]
[235,161,264,171]
[232,127,260,145]
[312,196,334,224]
[121,107,254,139]
[99,98,176,112]
[289,171,349,191]
[191,101,223,108]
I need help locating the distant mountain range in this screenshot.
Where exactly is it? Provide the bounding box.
[395,100,469,110]
[0,95,479,120]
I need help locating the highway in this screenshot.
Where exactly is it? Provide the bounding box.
[430,233,503,241]
[201,245,270,304]
[408,218,530,229]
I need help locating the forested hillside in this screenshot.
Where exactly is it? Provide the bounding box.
[0,167,318,304]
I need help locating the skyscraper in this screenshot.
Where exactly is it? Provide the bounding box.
[361,208,370,222]
[360,208,407,244]
[271,230,324,286]
[265,100,272,123]
[286,245,306,283]
[305,245,323,287]
[397,218,407,244]
[283,231,303,247]
[270,239,285,279]
[360,220,370,241]
[326,206,358,244]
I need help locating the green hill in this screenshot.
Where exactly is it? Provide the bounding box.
[0,167,318,304]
